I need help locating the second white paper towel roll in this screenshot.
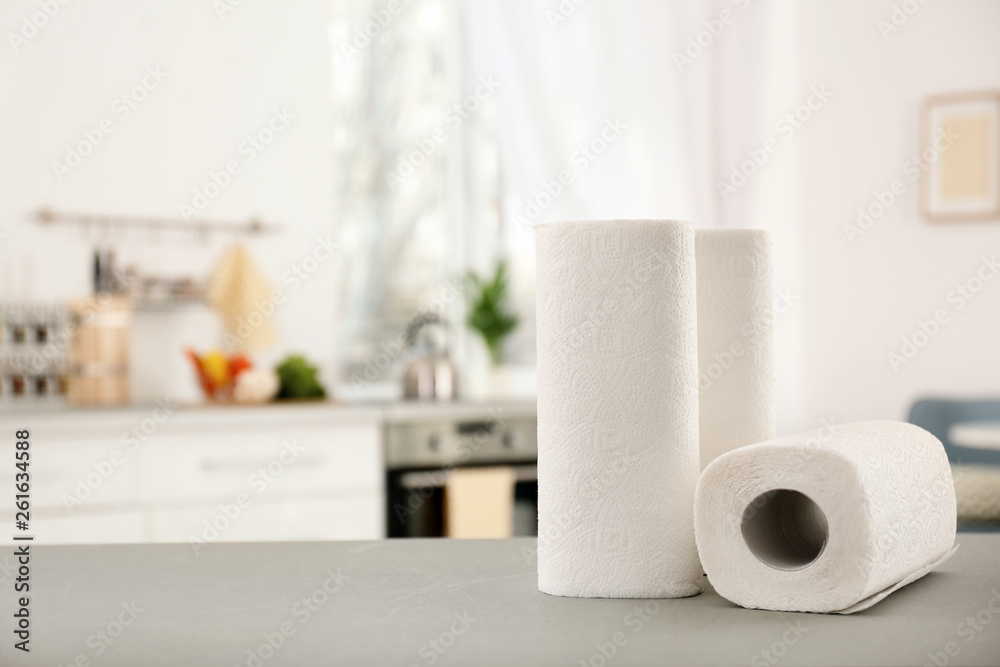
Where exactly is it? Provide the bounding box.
[696,229,775,470]
[535,219,702,598]
[694,420,957,613]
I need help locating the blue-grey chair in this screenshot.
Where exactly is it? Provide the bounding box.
[908,398,1000,532]
[908,398,1000,466]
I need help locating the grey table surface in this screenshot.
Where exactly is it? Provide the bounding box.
[1,536,998,667]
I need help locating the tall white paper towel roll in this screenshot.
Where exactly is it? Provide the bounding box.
[535,219,702,598]
[696,229,775,470]
[694,420,957,614]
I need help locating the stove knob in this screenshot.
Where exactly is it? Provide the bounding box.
[428,433,443,451]
[502,430,521,448]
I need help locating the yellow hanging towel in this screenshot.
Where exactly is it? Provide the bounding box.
[444,466,516,538]
[207,244,277,354]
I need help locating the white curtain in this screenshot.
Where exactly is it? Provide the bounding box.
[460,0,804,428]
[461,0,801,226]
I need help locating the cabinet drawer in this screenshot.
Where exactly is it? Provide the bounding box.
[147,494,383,543]
[135,425,381,503]
[0,438,132,510]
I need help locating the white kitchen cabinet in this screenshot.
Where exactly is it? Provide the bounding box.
[136,425,380,503]
[0,404,384,545]
[0,436,133,510]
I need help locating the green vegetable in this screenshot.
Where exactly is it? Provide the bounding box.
[465,261,520,365]
[274,354,326,399]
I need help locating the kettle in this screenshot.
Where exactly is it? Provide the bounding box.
[402,315,459,401]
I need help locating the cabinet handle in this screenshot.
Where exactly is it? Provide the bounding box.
[200,454,324,473]
[397,464,537,489]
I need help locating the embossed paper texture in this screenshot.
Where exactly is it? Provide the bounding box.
[695,420,957,613]
[535,219,702,599]
[695,229,776,470]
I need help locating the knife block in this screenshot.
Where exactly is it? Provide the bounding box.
[66,296,131,405]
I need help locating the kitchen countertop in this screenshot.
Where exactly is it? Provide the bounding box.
[0,399,536,433]
[2,536,997,666]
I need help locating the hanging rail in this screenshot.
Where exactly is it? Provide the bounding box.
[33,207,282,235]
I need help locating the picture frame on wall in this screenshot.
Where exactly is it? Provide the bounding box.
[922,90,1000,220]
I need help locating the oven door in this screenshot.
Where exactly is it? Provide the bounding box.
[387,464,537,538]
[385,414,538,538]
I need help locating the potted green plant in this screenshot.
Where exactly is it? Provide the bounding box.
[464,261,519,365]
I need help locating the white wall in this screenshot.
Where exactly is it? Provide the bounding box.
[0,0,336,402]
[795,0,1000,429]
[3,0,997,417]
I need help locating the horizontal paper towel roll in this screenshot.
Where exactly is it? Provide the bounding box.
[695,420,957,613]
[535,219,702,599]
[696,229,776,470]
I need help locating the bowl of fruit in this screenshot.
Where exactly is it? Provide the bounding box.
[185,349,278,403]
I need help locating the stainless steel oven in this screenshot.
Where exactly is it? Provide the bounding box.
[384,404,538,538]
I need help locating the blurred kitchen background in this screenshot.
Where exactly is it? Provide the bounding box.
[1,0,999,545]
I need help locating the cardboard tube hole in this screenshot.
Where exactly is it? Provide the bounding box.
[741,489,828,571]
